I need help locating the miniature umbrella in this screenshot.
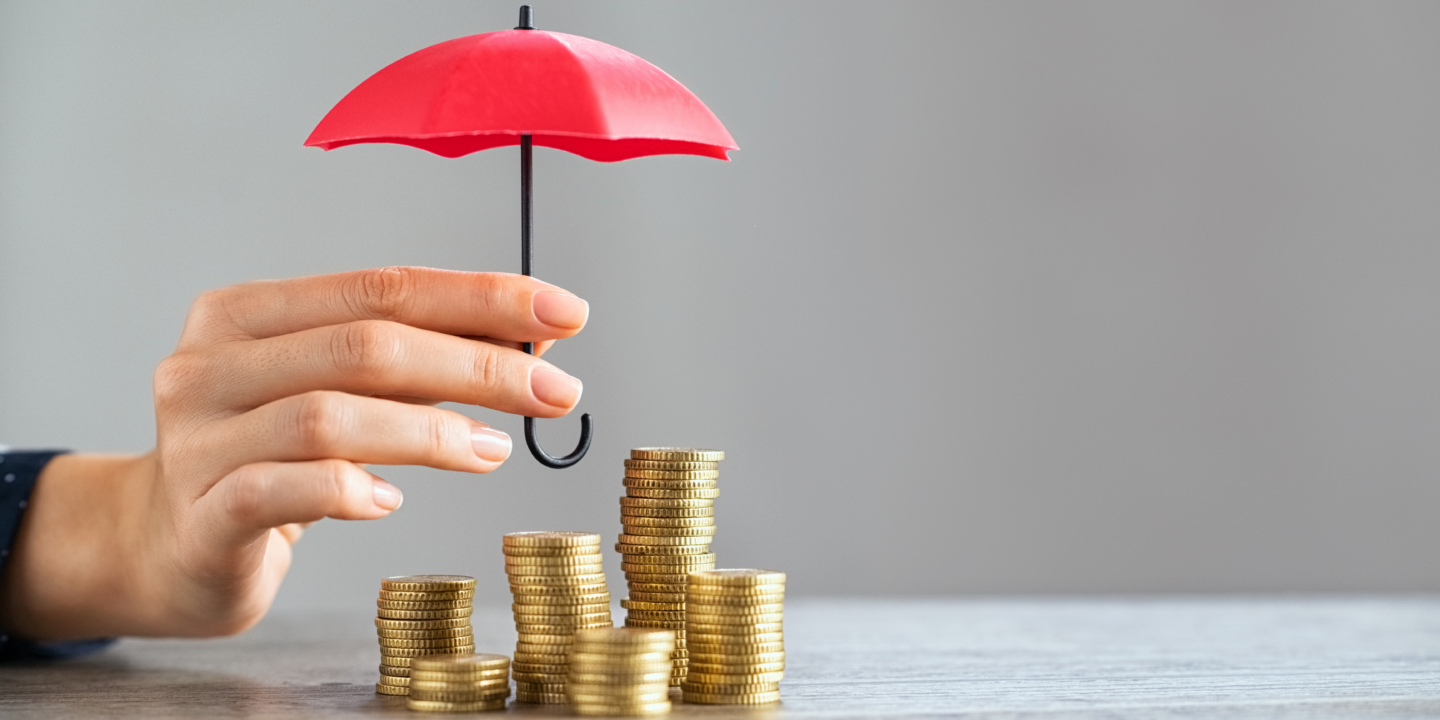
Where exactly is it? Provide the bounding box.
[305,6,737,469]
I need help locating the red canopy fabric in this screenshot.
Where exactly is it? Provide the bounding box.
[305,29,737,162]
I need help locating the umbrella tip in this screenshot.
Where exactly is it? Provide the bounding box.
[516,5,535,30]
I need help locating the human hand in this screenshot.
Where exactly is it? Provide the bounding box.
[0,267,588,639]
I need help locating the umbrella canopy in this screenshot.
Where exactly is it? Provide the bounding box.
[304,28,737,162]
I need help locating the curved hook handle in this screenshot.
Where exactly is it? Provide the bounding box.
[523,412,593,468]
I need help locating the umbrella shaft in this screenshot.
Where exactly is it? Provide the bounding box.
[521,133,534,357]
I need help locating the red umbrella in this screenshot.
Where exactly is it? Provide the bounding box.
[306,6,736,469]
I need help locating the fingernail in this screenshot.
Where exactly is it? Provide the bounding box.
[471,426,512,463]
[532,291,589,329]
[531,367,583,409]
[372,480,403,511]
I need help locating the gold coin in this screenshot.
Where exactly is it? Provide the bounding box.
[506,572,608,587]
[378,674,410,687]
[621,599,687,612]
[687,569,786,586]
[626,487,720,500]
[621,515,715,528]
[681,681,780,694]
[377,607,472,620]
[513,651,568,665]
[381,656,415,669]
[617,534,712,547]
[689,650,785,664]
[630,448,725,462]
[503,544,605,558]
[380,575,476,592]
[375,682,409,696]
[626,582,687,593]
[377,599,473,611]
[623,618,687,630]
[686,586,786,600]
[568,651,672,665]
[567,671,671,685]
[514,690,569,704]
[513,592,610,606]
[689,660,785,673]
[624,469,720,481]
[688,631,783,644]
[505,563,605,576]
[622,477,716,490]
[620,551,716,564]
[686,622,784,635]
[688,641,784,655]
[410,670,509,683]
[516,633,574,645]
[504,553,605,566]
[568,690,670,705]
[512,661,570,674]
[378,589,476,602]
[407,689,510,703]
[377,626,475,639]
[514,609,611,622]
[514,623,612,636]
[684,602,784,615]
[374,616,471,630]
[572,701,671,717]
[405,698,507,712]
[411,653,509,672]
[378,635,476,649]
[625,611,687,623]
[682,689,780,705]
[619,497,713,509]
[616,544,712,556]
[625,459,718,471]
[514,645,571,658]
[409,679,510,692]
[622,524,716,538]
[572,627,675,646]
[514,681,567,693]
[512,672,569,685]
[511,583,610,596]
[627,591,686,603]
[380,662,412,676]
[621,505,713,518]
[381,644,475,659]
[684,670,783,684]
[503,531,601,548]
[623,572,695,584]
[513,602,611,615]
[686,613,784,626]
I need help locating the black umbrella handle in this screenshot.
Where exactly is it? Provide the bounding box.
[519,133,593,469]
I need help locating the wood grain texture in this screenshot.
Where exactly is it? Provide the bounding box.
[1,598,1437,718]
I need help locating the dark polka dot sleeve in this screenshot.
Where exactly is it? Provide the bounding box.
[0,450,115,660]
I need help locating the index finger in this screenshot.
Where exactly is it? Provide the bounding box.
[178,267,587,349]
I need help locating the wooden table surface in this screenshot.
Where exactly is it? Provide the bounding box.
[1,598,1437,718]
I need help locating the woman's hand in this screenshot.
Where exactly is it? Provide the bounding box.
[0,267,588,639]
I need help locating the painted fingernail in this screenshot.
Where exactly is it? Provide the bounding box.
[531,367,583,409]
[372,480,403,511]
[532,291,589,329]
[471,426,512,463]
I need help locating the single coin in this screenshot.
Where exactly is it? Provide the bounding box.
[624,469,720,481]
[503,531,601,548]
[513,594,610,609]
[513,652,568,665]
[410,670,509,684]
[571,701,671,717]
[681,681,780,694]
[619,497,714,509]
[625,611,687,623]
[380,662,412,676]
[686,586,786,601]
[405,698,507,712]
[617,533,713,547]
[514,610,612,624]
[686,622,784,635]
[377,607,472,620]
[511,671,569,684]
[503,544,605,558]
[688,569,786,587]
[568,691,670,705]
[377,674,410,687]
[617,544,713,557]
[407,689,510,703]
[377,626,475,640]
[621,552,717,564]
[511,583,610,597]
[689,660,786,674]
[514,645,572,659]
[513,602,611,615]
[686,613,784,626]
[378,589,476,602]
[627,591,686,603]
[622,618,687,630]
[375,616,471,631]
[514,690,570,704]
[689,650,786,664]
[688,641,785,655]
[622,524,716,538]
[630,448,725,462]
[512,660,570,673]
[621,515,715,528]
[412,653,509,672]
[624,572,695,584]
[568,650,672,665]
[622,599,687,611]
[622,622,686,638]
[380,644,475,659]
[622,477,717,490]
[567,671,672,685]
[377,599,473,611]
[514,623,613,636]
[626,582,688,593]
[516,633,574,645]
[624,459,718,471]
[505,572,608,587]
[572,627,676,646]
[621,505,714,518]
[626,487,721,500]
[682,689,781,705]
[514,681,567,693]
[504,553,605,566]
[684,670,784,685]
[380,575,476,592]
[684,602,784,615]
[505,563,605,576]
[378,635,476,649]
[688,631,783,644]
[409,678,509,692]
[375,682,409,696]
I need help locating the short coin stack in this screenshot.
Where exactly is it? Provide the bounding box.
[407,653,511,712]
[504,532,614,704]
[375,575,477,696]
[619,447,724,686]
[682,569,786,705]
[566,627,676,716]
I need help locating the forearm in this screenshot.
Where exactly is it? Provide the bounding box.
[0,453,156,640]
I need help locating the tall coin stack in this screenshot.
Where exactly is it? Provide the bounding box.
[504,532,614,704]
[566,627,676,716]
[618,447,724,686]
[375,575,477,696]
[681,569,785,705]
[406,653,511,713]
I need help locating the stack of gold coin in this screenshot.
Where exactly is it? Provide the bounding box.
[619,447,723,686]
[504,531,614,704]
[375,575,477,696]
[406,653,511,713]
[565,627,675,716]
[681,569,785,705]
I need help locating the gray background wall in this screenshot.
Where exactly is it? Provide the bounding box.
[1,1,1437,611]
